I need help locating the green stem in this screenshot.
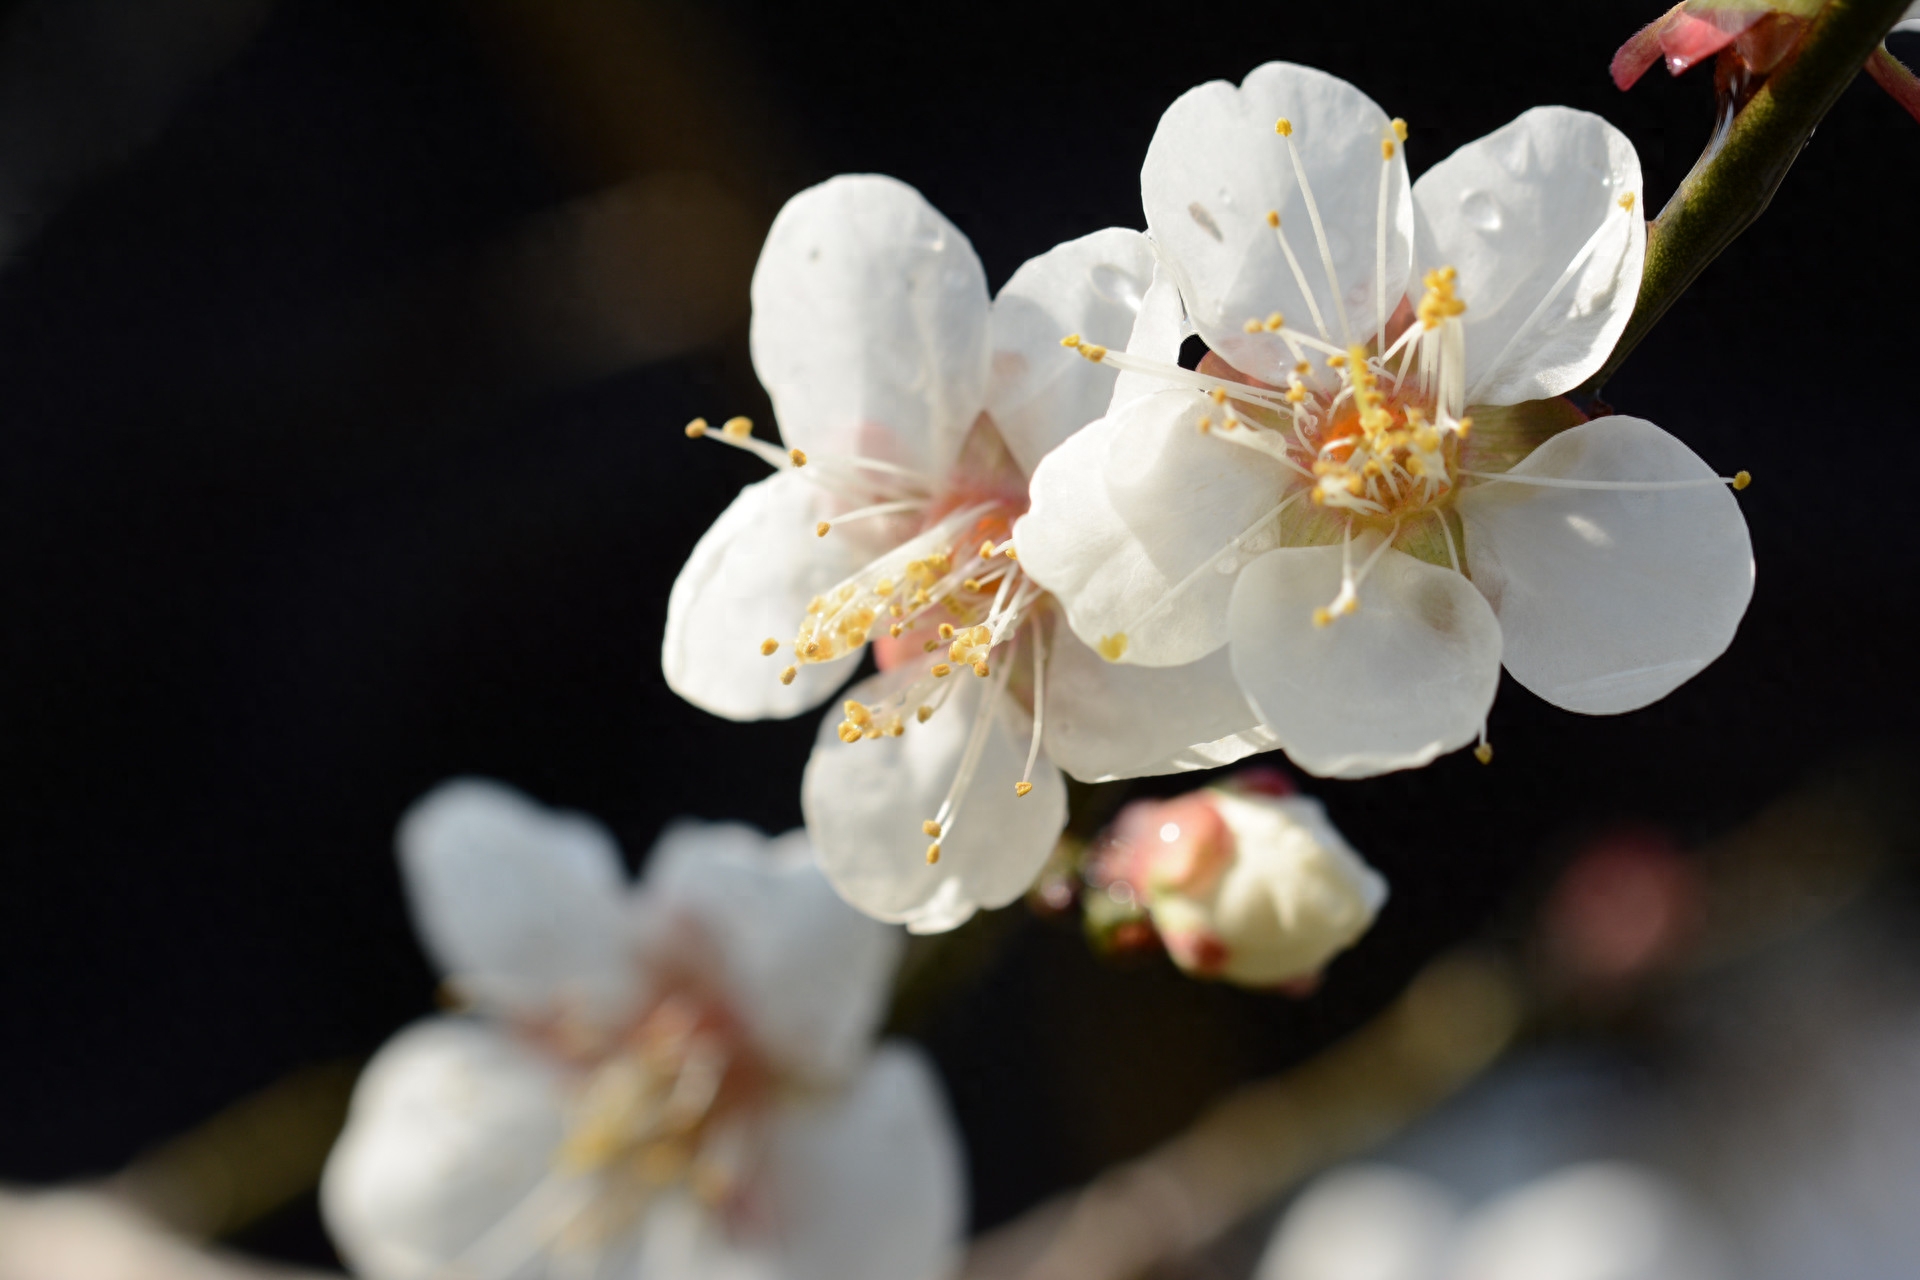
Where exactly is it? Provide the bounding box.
[1586,0,1911,394]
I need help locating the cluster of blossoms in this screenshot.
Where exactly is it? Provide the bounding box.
[666,59,1755,935]
[322,781,962,1280]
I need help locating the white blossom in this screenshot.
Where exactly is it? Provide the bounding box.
[1015,62,1754,779]
[320,780,964,1280]
[664,175,1273,932]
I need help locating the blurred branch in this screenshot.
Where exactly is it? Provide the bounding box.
[1587,0,1911,393]
[106,1061,357,1243]
[0,1190,334,1280]
[959,951,1525,1280]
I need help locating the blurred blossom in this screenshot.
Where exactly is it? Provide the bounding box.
[1016,63,1753,779]
[1538,826,1704,989]
[321,780,963,1280]
[1089,772,1386,987]
[664,175,1273,934]
[1259,1162,1729,1280]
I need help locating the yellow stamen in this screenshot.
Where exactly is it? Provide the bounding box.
[789,448,808,466]
[1275,118,1293,136]
[815,521,831,537]
[722,416,752,439]
[1096,633,1128,661]
[931,663,952,677]
[1618,192,1636,212]
[1474,743,1494,765]
[779,665,797,685]
[683,417,709,438]
[923,819,942,837]
[1391,118,1409,142]
[1733,470,1751,490]
[926,842,942,865]
[759,637,779,656]
[1014,781,1033,797]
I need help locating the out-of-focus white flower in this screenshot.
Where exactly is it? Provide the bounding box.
[664,175,1273,932]
[1016,62,1754,779]
[1096,777,1385,987]
[1259,1162,1729,1280]
[0,1190,328,1280]
[320,780,964,1280]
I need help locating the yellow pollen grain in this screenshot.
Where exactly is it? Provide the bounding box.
[838,722,862,744]
[815,521,831,537]
[923,639,940,652]
[889,623,903,637]
[779,665,797,685]
[1733,470,1751,490]
[844,700,872,726]
[722,416,753,439]
[1060,332,1082,348]
[1264,209,1280,228]
[759,637,779,656]
[1287,384,1307,404]
[1210,387,1228,404]
[1328,353,1347,368]
[923,819,942,837]
[1003,545,1018,560]
[1474,743,1494,765]
[938,623,955,639]
[1014,781,1034,797]
[683,417,709,438]
[1618,192,1636,212]
[972,661,990,678]
[1381,139,1395,160]
[1275,118,1293,136]
[1264,312,1285,332]
[789,448,808,466]
[1312,606,1333,628]
[926,842,942,865]
[1243,318,1262,333]
[1197,416,1212,434]
[916,704,933,723]
[1079,343,1108,363]
[1096,633,1128,662]
[931,663,952,678]
[1392,118,1409,142]
[963,578,983,592]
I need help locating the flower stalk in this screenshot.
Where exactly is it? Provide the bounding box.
[1587,0,1913,393]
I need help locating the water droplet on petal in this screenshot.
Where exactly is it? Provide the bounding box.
[1088,263,1146,310]
[1460,190,1502,232]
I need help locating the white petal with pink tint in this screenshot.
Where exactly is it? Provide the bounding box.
[663,469,869,721]
[750,174,990,476]
[1227,544,1502,778]
[1457,415,1752,715]
[1143,61,1412,385]
[1414,107,1643,407]
[987,227,1157,476]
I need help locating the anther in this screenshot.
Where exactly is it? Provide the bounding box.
[1391,118,1408,142]
[684,417,709,438]
[1243,317,1262,333]
[1275,118,1293,136]
[1264,312,1285,332]
[889,623,903,637]
[815,521,831,537]
[938,623,955,639]
[1014,781,1034,797]
[1078,343,1108,363]
[1732,470,1751,490]
[1197,416,1212,434]
[931,663,952,678]
[1312,606,1333,628]
[980,540,996,558]
[916,704,933,723]
[1381,139,1395,160]
[973,662,990,678]
[1474,742,1494,765]
[923,819,942,838]
[926,842,942,865]
[1096,633,1128,661]
[844,701,872,726]
[1618,192,1636,212]
[722,416,753,439]
[1211,387,1228,404]
[963,578,983,592]
[759,637,779,656]
[1264,209,1281,228]
[779,665,797,685]
[789,448,808,466]
[1061,332,1082,348]
[838,723,863,744]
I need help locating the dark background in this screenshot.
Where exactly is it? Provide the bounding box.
[0,0,1913,1266]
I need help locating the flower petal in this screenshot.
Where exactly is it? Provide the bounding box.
[1456,415,1753,715]
[750,174,990,475]
[801,665,1067,933]
[642,821,902,1085]
[663,469,869,721]
[1227,544,1502,778]
[1015,390,1294,668]
[1414,107,1644,407]
[1107,263,1189,414]
[1042,624,1276,783]
[758,1045,966,1280]
[398,779,636,1018]
[320,1018,566,1280]
[1143,61,1412,384]
[1258,1166,1461,1280]
[987,227,1156,477]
